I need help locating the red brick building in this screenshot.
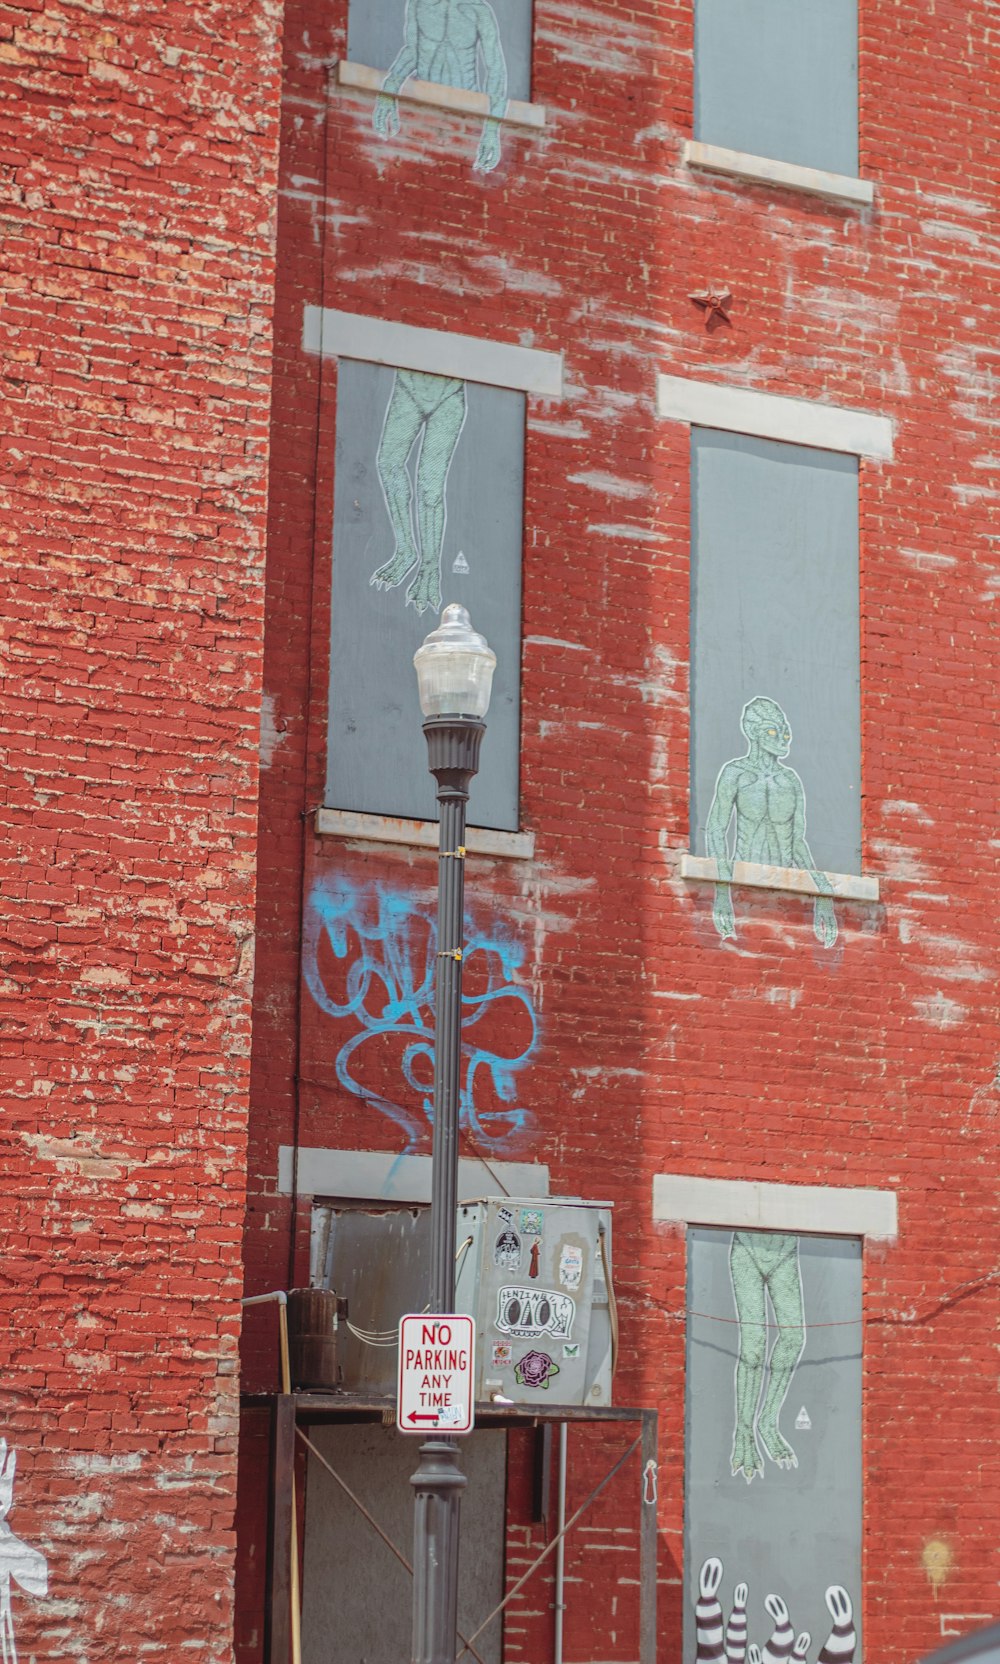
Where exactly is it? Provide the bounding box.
[5,1,1000,1662]
[1,2,282,1659]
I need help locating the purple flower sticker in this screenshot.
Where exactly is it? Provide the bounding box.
[514,1350,560,1390]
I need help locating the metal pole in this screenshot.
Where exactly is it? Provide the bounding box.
[554,1422,568,1664]
[411,714,486,1664]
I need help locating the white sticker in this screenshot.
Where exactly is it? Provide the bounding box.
[795,1406,812,1430]
[494,1226,522,1271]
[452,550,470,574]
[495,1285,575,1341]
[559,1244,583,1290]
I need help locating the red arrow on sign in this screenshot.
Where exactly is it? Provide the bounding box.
[406,1412,441,1426]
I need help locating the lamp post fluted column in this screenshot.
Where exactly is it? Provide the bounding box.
[410,606,496,1664]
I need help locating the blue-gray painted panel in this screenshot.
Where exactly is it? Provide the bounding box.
[303,1423,505,1664]
[348,0,532,104]
[694,0,858,176]
[685,1227,862,1663]
[327,360,523,831]
[690,429,860,875]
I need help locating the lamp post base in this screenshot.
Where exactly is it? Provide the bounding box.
[411,1438,467,1664]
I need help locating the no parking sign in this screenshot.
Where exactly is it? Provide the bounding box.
[397,1314,475,1434]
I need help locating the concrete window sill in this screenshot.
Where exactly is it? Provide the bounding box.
[335,60,546,131]
[316,806,535,861]
[680,853,879,904]
[683,140,874,209]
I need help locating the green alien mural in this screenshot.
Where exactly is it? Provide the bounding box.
[373,0,509,173]
[729,1231,805,1485]
[370,368,468,616]
[705,696,837,947]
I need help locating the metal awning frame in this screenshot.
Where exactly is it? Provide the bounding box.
[244,1392,659,1664]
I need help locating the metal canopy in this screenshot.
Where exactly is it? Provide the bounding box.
[244,1391,659,1664]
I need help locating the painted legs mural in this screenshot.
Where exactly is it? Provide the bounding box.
[373,0,509,172]
[695,1559,857,1664]
[705,696,837,947]
[370,369,468,616]
[730,1231,805,1483]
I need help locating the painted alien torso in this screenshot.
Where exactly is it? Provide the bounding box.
[411,0,497,88]
[726,760,803,866]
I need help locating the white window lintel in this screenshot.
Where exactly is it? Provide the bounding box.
[652,1174,898,1240]
[278,1146,550,1202]
[657,374,893,459]
[303,305,563,398]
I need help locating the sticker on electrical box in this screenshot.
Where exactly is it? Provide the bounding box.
[494,1226,522,1271]
[520,1208,544,1236]
[514,1350,560,1390]
[495,1286,575,1341]
[562,1342,580,1360]
[491,1341,513,1368]
[498,1206,514,1225]
[558,1244,584,1290]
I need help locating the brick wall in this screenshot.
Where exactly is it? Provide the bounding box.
[0,2,283,1658]
[244,2,1000,1661]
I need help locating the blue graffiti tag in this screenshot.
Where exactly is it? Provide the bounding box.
[303,876,538,1149]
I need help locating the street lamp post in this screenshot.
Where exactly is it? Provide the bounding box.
[410,604,497,1664]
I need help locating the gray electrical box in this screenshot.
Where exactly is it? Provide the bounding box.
[309,1196,615,1408]
[455,1198,614,1408]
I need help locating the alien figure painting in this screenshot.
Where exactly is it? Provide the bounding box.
[373,0,509,172]
[370,369,468,617]
[729,1232,805,1485]
[685,1227,863,1664]
[706,696,838,947]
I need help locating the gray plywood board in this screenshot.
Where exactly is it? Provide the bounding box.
[302,1423,506,1664]
[690,429,861,876]
[684,1227,862,1662]
[327,360,524,831]
[694,0,858,176]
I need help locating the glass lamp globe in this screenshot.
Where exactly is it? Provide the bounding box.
[413,604,497,720]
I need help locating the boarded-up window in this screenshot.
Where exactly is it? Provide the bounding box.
[690,428,861,875]
[694,0,858,176]
[348,0,533,103]
[685,1227,862,1662]
[302,1423,506,1664]
[326,360,524,832]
